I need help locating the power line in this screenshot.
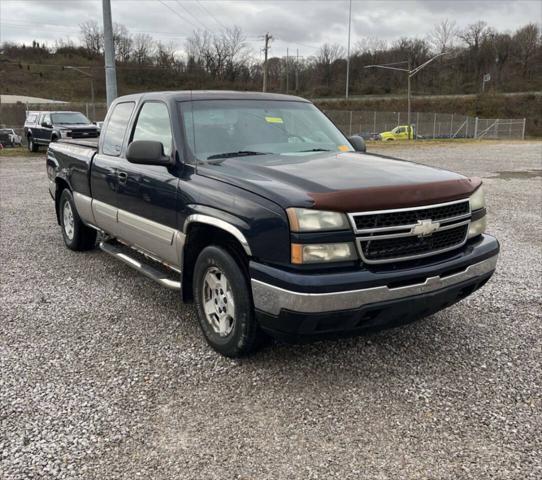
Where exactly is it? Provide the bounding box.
[174,0,210,31]
[195,0,227,30]
[157,0,200,32]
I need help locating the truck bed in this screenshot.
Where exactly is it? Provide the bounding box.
[58,138,99,149]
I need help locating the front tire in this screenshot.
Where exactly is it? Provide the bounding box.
[28,136,39,152]
[59,189,97,251]
[193,246,264,357]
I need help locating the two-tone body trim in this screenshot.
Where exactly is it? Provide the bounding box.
[72,193,252,269]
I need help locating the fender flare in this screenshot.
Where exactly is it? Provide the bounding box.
[183,214,252,256]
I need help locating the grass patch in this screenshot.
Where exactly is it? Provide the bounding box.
[0,147,43,157]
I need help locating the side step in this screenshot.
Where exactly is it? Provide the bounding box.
[99,241,181,290]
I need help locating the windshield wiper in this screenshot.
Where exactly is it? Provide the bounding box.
[206,151,271,161]
[296,148,331,152]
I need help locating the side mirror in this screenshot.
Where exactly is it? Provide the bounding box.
[42,121,52,128]
[348,135,366,153]
[126,140,172,166]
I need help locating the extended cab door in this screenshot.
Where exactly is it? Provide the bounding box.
[114,101,181,267]
[90,101,136,235]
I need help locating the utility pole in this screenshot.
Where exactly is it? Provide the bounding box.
[262,33,272,92]
[286,48,289,94]
[407,59,411,139]
[102,0,117,106]
[295,49,299,93]
[345,0,352,99]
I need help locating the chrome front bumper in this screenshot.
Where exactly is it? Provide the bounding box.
[251,254,498,316]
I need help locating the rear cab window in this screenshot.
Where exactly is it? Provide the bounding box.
[26,113,38,124]
[102,102,135,156]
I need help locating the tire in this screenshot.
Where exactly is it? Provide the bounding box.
[28,136,39,152]
[193,245,264,357]
[59,189,97,251]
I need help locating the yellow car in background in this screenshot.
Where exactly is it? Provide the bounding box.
[378,125,415,141]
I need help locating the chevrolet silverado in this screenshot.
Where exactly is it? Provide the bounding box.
[46,91,499,357]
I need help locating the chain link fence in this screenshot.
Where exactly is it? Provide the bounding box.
[0,103,528,147]
[325,110,527,140]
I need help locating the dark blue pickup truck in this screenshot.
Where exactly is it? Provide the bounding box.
[46,91,499,357]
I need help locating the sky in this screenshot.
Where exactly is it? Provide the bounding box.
[1,0,541,59]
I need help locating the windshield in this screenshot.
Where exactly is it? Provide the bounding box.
[181,100,353,161]
[51,112,91,125]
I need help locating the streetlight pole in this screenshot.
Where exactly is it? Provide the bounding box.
[345,0,352,100]
[364,52,448,140]
[65,66,96,121]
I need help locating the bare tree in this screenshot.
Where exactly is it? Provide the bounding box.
[80,20,102,55]
[186,27,249,81]
[460,21,490,50]
[113,23,133,62]
[132,33,155,64]
[155,41,177,69]
[513,23,540,78]
[428,19,458,53]
[354,37,388,55]
[315,43,345,87]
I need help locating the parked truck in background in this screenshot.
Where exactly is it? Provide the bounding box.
[379,125,417,141]
[46,91,499,357]
[25,111,99,151]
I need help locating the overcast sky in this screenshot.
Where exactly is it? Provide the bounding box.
[1,0,541,58]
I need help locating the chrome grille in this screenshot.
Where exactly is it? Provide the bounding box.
[349,200,471,264]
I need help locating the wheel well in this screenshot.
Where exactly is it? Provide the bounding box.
[54,178,70,225]
[181,223,250,302]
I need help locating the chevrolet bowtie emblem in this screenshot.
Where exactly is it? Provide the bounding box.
[411,219,440,237]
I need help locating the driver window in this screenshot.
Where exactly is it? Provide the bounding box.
[132,102,173,156]
[43,114,51,125]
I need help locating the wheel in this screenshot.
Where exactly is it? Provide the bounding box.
[28,136,39,152]
[59,189,97,251]
[193,246,264,357]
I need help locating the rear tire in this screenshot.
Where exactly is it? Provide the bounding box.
[193,245,264,357]
[28,136,39,152]
[59,189,97,251]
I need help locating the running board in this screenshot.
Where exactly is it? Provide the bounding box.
[99,241,181,290]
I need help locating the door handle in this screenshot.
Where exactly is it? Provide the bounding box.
[117,171,128,184]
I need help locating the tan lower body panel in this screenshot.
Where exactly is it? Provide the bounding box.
[75,193,184,269]
[117,209,183,268]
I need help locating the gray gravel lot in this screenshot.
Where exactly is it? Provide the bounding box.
[1,141,541,479]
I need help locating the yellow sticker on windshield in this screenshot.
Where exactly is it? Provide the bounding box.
[338,145,350,152]
[265,116,284,124]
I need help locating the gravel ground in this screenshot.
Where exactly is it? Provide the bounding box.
[1,141,541,479]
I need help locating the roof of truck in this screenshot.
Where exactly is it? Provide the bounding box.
[113,90,311,103]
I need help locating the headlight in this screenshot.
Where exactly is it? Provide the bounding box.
[60,130,71,138]
[468,187,487,239]
[291,242,358,264]
[468,216,487,239]
[287,208,350,232]
[469,186,485,211]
